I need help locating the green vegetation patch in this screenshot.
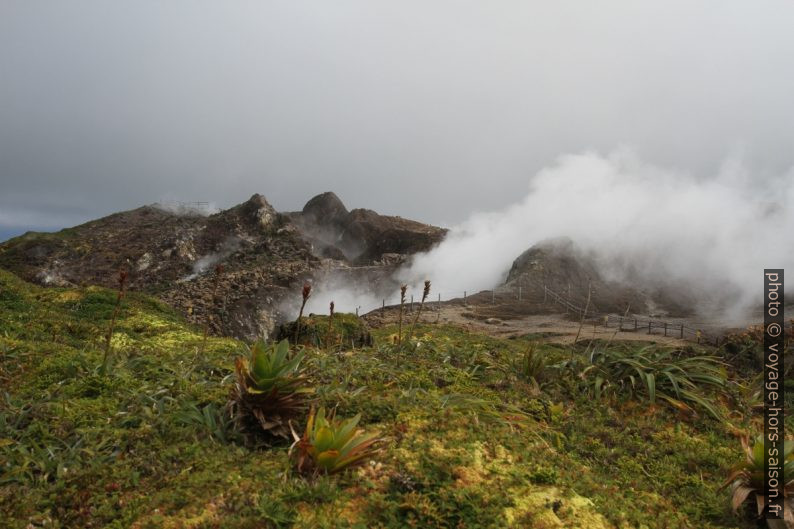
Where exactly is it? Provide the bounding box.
[0,268,785,528]
[275,313,374,348]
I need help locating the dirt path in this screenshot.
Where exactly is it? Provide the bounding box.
[439,305,691,346]
[365,302,692,346]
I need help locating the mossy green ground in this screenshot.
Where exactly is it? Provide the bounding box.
[275,313,373,348]
[0,269,785,528]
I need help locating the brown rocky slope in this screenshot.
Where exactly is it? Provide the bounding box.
[0,193,447,340]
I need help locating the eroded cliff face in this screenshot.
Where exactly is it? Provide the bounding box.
[0,192,447,340]
[286,191,448,265]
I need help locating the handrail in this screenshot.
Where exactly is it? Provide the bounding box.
[371,279,725,345]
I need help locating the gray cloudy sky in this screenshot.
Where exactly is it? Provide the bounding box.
[2,1,794,240]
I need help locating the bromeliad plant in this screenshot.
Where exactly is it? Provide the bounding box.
[100,267,128,375]
[229,339,313,441]
[293,282,312,344]
[290,407,383,475]
[721,434,794,526]
[324,301,336,350]
[406,280,431,345]
[397,285,407,345]
[582,345,728,418]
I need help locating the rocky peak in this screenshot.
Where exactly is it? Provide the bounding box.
[289,193,448,265]
[221,193,278,230]
[301,191,349,226]
[340,209,447,264]
[0,191,446,340]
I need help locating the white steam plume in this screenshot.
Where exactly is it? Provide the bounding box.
[399,149,793,320]
[296,267,402,317]
[152,201,220,216]
[177,236,242,283]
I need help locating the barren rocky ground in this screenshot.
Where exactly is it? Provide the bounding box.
[0,192,776,346]
[365,301,691,346]
[0,192,445,340]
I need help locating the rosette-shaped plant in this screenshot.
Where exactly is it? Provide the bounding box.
[721,434,793,526]
[290,407,383,475]
[229,339,312,441]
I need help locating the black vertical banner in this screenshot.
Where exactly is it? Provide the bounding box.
[764,269,784,520]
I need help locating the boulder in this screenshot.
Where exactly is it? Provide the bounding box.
[290,193,447,264]
[301,191,349,226]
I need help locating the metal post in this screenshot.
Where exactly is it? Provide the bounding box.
[438,293,441,312]
[410,295,414,312]
[382,299,385,314]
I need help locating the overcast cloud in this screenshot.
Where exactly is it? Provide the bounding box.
[2,1,794,239]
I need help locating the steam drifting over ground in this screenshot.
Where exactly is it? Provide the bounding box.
[289,268,403,318]
[397,149,793,321]
[290,149,792,322]
[152,201,221,217]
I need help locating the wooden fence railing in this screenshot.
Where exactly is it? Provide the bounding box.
[373,280,720,345]
[538,282,712,344]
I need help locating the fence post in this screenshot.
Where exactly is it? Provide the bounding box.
[410,295,414,312]
[604,315,608,327]
[438,293,441,312]
[464,291,467,306]
[648,321,652,334]
[634,319,638,331]
[356,307,359,317]
[382,299,385,314]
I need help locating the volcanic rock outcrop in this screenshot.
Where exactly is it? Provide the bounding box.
[0,192,447,339]
[287,192,447,265]
[504,237,694,317]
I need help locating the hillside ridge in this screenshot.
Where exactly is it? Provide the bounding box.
[0,193,446,339]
